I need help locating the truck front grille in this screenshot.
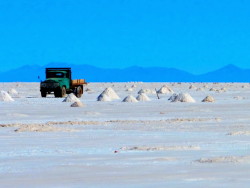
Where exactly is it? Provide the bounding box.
[41,82,59,88]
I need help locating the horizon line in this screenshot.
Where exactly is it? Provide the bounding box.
[0,63,245,76]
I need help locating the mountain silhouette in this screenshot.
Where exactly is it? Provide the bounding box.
[0,63,249,82]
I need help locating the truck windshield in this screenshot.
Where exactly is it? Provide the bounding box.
[47,72,65,78]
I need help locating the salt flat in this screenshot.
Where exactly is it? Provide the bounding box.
[0,82,250,187]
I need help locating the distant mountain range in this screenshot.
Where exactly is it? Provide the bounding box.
[0,63,249,82]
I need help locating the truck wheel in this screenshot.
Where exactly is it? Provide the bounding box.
[54,87,60,98]
[75,86,82,98]
[54,91,58,98]
[54,87,66,98]
[41,90,47,98]
[61,86,66,98]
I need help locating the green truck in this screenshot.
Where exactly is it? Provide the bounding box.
[40,68,87,98]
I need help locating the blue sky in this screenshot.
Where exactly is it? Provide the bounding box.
[0,0,250,74]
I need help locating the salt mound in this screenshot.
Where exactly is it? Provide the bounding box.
[196,88,205,91]
[168,93,178,101]
[131,84,136,88]
[63,93,80,102]
[209,88,217,91]
[126,88,133,92]
[99,87,120,100]
[157,85,174,94]
[122,95,138,103]
[202,96,215,102]
[136,93,151,101]
[138,89,149,94]
[0,91,14,102]
[220,87,227,92]
[170,93,195,103]
[8,88,18,95]
[71,101,84,107]
[97,93,112,102]
[189,85,197,90]
[138,89,155,94]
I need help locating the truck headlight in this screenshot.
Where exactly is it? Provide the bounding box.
[41,83,46,87]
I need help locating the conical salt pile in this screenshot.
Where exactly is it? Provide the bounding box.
[0,91,14,102]
[8,88,18,95]
[138,89,155,94]
[202,96,215,102]
[189,85,197,90]
[136,93,150,101]
[220,87,227,92]
[196,88,205,92]
[209,88,216,91]
[98,87,120,100]
[97,93,112,102]
[170,93,195,103]
[168,93,178,101]
[131,84,136,88]
[126,88,133,92]
[71,101,84,107]
[157,85,174,94]
[63,93,80,102]
[138,89,147,94]
[122,95,138,103]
